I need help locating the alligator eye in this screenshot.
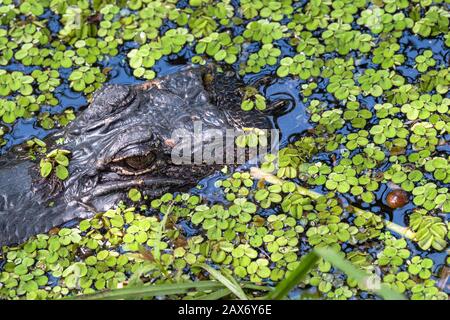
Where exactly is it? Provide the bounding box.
[124,153,155,171]
[110,152,156,175]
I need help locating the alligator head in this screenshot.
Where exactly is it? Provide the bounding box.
[0,66,274,246]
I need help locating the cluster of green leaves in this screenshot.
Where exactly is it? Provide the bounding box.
[321,23,373,55]
[128,28,194,79]
[277,55,323,79]
[241,87,267,111]
[382,255,446,300]
[0,70,59,124]
[411,6,449,37]
[323,57,360,100]
[377,237,410,269]
[39,108,76,130]
[240,0,294,21]
[0,70,32,98]
[357,6,414,37]
[243,19,288,44]
[68,66,107,93]
[372,41,405,69]
[0,0,448,131]
[419,67,450,94]
[0,205,152,299]
[358,69,404,97]
[235,128,269,150]
[0,170,447,300]
[409,209,448,251]
[415,50,436,72]
[215,171,255,201]
[0,194,286,298]
[239,43,281,75]
[39,149,71,181]
[195,32,241,65]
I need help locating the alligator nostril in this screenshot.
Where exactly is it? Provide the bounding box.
[70,128,81,135]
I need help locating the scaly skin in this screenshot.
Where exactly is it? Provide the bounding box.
[0,66,274,246]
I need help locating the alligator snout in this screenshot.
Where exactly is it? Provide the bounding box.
[0,66,273,247]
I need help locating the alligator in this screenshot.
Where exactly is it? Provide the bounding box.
[0,66,278,247]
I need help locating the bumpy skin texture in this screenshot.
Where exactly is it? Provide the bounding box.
[0,66,272,246]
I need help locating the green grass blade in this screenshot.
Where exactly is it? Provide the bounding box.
[69,280,225,300]
[314,248,405,300]
[240,283,273,292]
[195,263,249,300]
[267,251,320,300]
[193,288,232,300]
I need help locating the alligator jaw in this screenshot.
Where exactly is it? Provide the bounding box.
[86,177,187,199]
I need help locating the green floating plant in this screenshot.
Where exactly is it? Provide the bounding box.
[412,6,449,38]
[423,157,450,184]
[215,171,254,201]
[0,99,23,124]
[235,128,268,150]
[128,188,142,202]
[358,69,404,97]
[321,23,373,55]
[277,55,323,79]
[195,32,241,64]
[240,0,294,21]
[39,149,71,181]
[372,41,404,69]
[408,210,447,251]
[18,0,43,16]
[377,238,410,269]
[325,62,360,100]
[255,183,285,209]
[415,50,436,73]
[289,30,324,56]
[241,93,266,111]
[419,67,450,94]
[240,43,281,74]
[407,256,433,280]
[26,138,47,160]
[243,19,287,44]
[411,183,449,212]
[357,7,413,36]
[0,70,34,97]
[188,1,234,38]
[383,271,415,294]
[68,66,107,94]
[410,280,448,300]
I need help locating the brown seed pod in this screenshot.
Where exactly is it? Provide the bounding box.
[386,189,409,209]
[48,227,60,235]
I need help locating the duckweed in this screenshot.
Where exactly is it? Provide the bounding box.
[0,0,449,301]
